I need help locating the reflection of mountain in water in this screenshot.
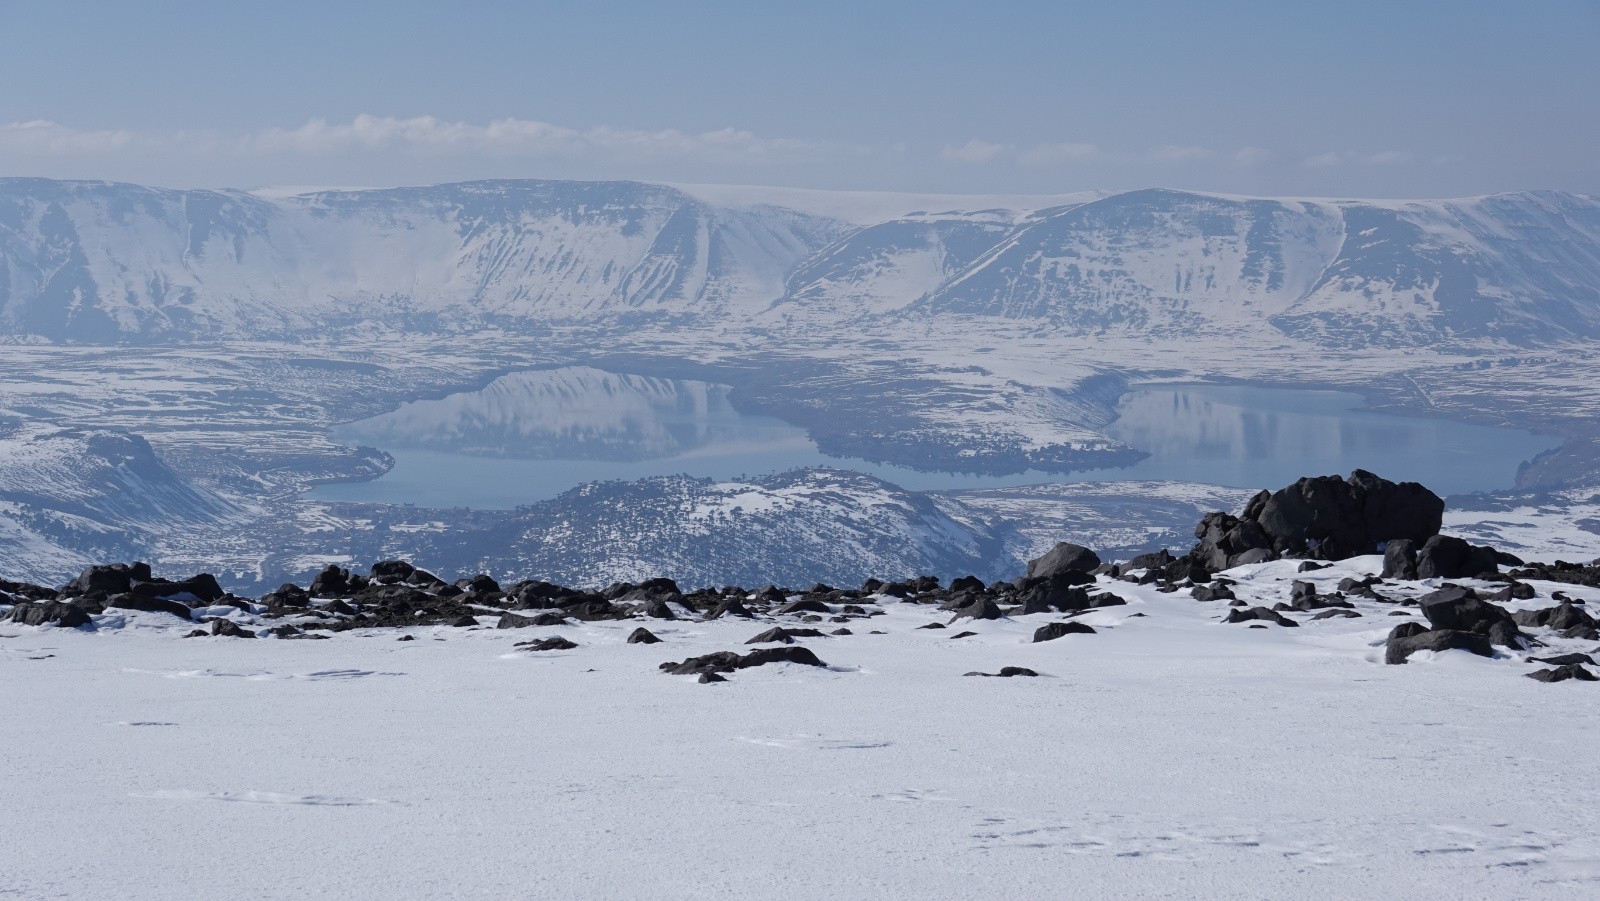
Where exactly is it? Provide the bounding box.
[1106,386,1431,465]
[333,367,812,461]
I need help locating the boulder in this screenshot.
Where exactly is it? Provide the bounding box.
[1032,622,1097,642]
[1222,607,1298,627]
[65,563,150,598]
[7,601,92,628]
[497,611,566,628]
[1382,539,1419,580]
[948,596,1004,621]
[1416,535,1502,579]
[105,593,193,620]
[659,646,825,676]
[627,628,662,645]
[309,565,353,598]
[1526,664,1598,683]
[1024,543,1101,581]
[964,667,1039,678]
[1419,587,1524,647]
[515,636,578,652]
[745,626,826,644]
[210,619,256,638]
[1385,625,1494,664]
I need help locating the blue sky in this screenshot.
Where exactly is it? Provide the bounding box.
[1,0,1595,197]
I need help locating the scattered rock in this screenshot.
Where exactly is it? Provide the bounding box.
[515,636,578,652]
[964,667,1039,678]
[1385,624,1494,664]
[1222,607,1299,627]
[627,627,662,645]
[659,646,826,676]
[1526,664,1598,683]
[210,619,255,638]
[1025,543,1102,580]
[1033,622,1097,642]
[7,601,92,628]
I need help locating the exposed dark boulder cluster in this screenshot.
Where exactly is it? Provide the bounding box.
[1384,585,1532,663]
[1,473,1594,689]
[1187,470,1444,574]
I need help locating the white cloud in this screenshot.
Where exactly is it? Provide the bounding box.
[1019,142,1103,166]
[1302,151,1348,168]
[1361,150,1412,166]
[251,115,830,162]
[0,120,138,154]
[1147,144,1212,163]
[940,139,1010,164]
[1231,146,1273,168]
[0,115,837,166]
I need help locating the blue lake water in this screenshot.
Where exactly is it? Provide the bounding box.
[304,368,1559,509]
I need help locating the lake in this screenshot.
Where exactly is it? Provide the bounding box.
[304,368,1559,508]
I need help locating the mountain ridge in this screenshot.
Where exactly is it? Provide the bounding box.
[4,178,1599,348]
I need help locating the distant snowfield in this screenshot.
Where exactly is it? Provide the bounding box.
[4,557,1597,899]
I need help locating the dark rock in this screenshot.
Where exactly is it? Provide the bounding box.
[627,627,662,645]
[309,565,353,598]
[1017,574,1092,614]
[1382,538,1419,579]
[210,619,256,638]
[1298,561,1330,573]
[1025,542,1102,581]
[1526,664,1598,683]
[1033,621,1097,642]
[8,601,92,628]
[129,573,226,605]
[746,626,827,644]
[455,574,501,594]
[496,610,567,628]
[1385,626,1494,664]
[950,575,986,593]
[1528,653,1596,667]
[1311,609,1362,620]
[659,645,826,676]
[1087,593,1127,608]
[964,666,1039,677]
[65,563,143,598]
[917,622,945,630]
[948,596,1004,621]
[262,583,311,610]
[832,628,853,636]
[370,560,416,584]
[449,615,479,628]
[397,634,416,641]
[515,636,578,652]
[949,631,978,639]
[1416,535,1503,580]
[1419,587,1523,646]
[1190,584,1234,602]
[698,672,728,684]
[704,598,754,620]
[105,594,193,620]
[776,599,831,615]
[1222,607,1299,627]
[1125,549,1172,571]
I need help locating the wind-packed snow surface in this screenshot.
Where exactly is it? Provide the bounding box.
[3,555,1598,899]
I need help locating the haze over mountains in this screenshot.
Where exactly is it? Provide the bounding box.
[1,177,1598,590]
[3,178,1599,348]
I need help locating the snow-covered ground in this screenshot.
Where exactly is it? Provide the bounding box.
[4,556,1597,899]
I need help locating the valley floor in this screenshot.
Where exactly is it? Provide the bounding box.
[4,556,1597,900]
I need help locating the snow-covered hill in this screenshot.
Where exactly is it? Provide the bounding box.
[3,179,1599,347]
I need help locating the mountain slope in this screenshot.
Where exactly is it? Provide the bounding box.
[2,179,1599,348]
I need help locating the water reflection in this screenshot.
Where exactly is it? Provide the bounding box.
[306,374,1558,509]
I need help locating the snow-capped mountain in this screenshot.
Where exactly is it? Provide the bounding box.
[2,178,1599,347]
